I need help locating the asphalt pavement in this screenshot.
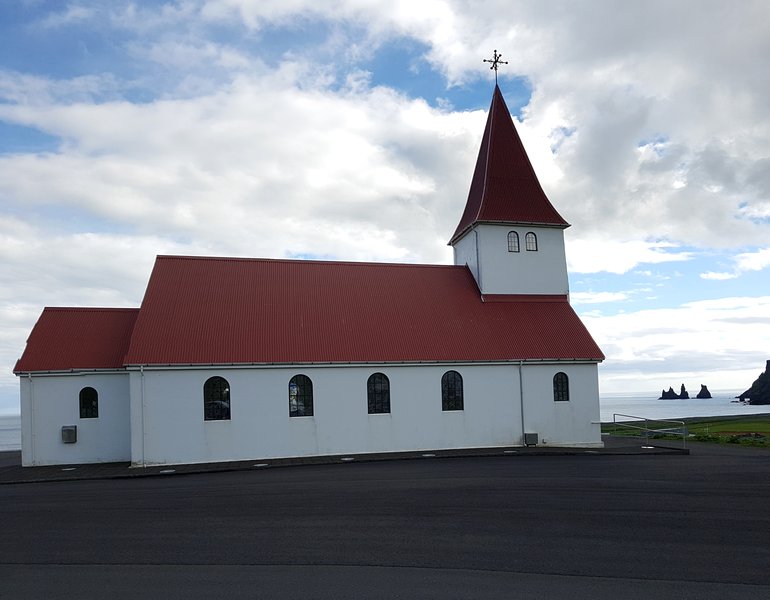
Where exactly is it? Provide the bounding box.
[1,438,769,599]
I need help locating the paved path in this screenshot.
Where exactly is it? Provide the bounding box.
[0,436,687,484]
[1,440,768,599]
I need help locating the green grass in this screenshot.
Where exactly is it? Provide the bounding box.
[602,414,770,447]
[683,417,770,435]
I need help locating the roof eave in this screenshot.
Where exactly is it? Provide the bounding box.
[123,357,603,369]
[449,219,571,246]
[15,367,129,376]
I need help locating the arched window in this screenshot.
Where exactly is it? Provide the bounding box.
[367,373,390,414]
[441,371,464,411]
[507,231,520,252]
[79,387,98,419]
[525,232,538,251]
[204,376,231,420]
[289,374,314,417]
[553,372,569,402]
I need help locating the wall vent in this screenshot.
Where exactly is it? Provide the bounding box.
[524,432,538,446]
[61,425,77,444]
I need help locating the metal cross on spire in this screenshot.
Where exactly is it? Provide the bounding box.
[483,49,508,84]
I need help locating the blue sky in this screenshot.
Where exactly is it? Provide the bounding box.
[1,1,769,413]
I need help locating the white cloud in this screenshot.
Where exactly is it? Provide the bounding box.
[571,291,629,305]
[735,247,770,272]
[0,74,478,265]
[566,238,693,274]
[38,4,95,29]
[699,247,770,280]
[583,296,770,393]
[2,1,770,411]
[700,271,737,281]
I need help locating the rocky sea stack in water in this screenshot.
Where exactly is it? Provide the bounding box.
[738,360,770,405]
[660,384,690,399]
[696,384,712,399]
[659,383,711,399]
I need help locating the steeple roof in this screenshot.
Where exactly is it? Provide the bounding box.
[449,85,568,244]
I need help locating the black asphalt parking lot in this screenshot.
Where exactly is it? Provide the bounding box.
[1,441,769,599]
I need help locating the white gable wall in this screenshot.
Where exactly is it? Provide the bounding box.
[453,229,480,285]
[453,224,569,295]
[521,363,601,446]
[19,372,131,466]
[128,362,601,467]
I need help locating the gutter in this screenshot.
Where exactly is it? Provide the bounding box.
[122,359,602,371]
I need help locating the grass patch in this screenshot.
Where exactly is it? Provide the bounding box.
[685,416,770,447]
[603,414,770,447]
[683,417,770,435]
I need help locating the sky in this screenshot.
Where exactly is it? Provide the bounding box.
[1,0,769,414]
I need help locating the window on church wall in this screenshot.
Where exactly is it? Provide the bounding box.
[204,376,231,420]
[525,232,538,251]
[367,373,391,414]
[79,387,99,419]
[553,372,569,402]
[441,371,464,411]
[507,231,520,252]
[289,374,314,417]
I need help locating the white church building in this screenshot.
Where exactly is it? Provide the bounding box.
[14,85,605,467]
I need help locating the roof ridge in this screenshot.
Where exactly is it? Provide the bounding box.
[473,83,498,226]
[155,255,464,270]
[42,307,140,313]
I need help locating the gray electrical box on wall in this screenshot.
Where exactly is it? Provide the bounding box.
[61,425,77,444]
[524,432,538,446]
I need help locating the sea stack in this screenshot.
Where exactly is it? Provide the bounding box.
[696,384,712,399]
[660,387,679,399]
[739,360,770,405]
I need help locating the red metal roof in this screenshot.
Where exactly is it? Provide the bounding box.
[450,85,569,244]
[14,308,139,373]
[123,255,603,365]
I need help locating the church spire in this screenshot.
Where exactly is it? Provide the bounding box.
[449,85,568,245]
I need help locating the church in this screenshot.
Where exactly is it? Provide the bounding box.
[14,85,605,467]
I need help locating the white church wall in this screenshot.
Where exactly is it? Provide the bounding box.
[129,364,526,466]
[16,361,600,467]
[19,372,131,466]
[471,225,569,295]
[521,363,602,447]
[452,229,479,284]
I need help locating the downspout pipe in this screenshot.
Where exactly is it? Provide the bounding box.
[518,361,526,445]
[28,373,35,465]
[140,364,146,468]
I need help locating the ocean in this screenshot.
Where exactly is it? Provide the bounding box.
[0,392,766,452]
[599,390,770,422]
[0,414,21,452]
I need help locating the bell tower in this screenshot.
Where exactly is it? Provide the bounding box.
[450,85,570,297]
